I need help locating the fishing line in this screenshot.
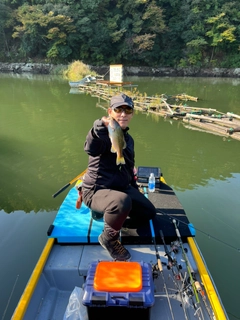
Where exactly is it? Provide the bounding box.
[2,274,19,320]
[227,311,240,320]
[200,206,239,234]
[156,209,240,252]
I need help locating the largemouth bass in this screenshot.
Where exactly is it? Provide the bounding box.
[108,118,126,165]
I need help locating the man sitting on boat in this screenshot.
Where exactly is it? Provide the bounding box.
[82,93,156,261]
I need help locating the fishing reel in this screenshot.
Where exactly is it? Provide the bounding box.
[170,240,180,254]
[152,263,159,279]
[152,261,167,279]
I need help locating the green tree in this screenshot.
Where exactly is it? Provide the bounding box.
[13,4,76,61]
[178,0,220,66]
[106,0,166,65]
[0,0,12,59]
[213,1,240,67]
[1,0,240,67]
[179,0,240,67]
[206,13,236,63]
[155,0,186,67]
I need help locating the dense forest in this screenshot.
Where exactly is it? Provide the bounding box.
[0,0,240,68]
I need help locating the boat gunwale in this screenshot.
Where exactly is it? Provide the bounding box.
[11,238,55,320]
[187,237,228,320]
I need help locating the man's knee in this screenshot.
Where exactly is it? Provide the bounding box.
[117,194,132,213]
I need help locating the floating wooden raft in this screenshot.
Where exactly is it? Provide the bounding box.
[170,94,198,102]
[75,83,240,141]
[183,113,240,141]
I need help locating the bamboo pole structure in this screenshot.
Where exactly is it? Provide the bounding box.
[72,82,240,142]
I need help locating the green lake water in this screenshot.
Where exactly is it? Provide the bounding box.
[0,73,240,319]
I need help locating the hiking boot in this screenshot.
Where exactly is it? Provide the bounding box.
[98,233,131,261]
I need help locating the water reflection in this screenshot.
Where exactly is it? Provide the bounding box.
[1,74,240,212]
[69,88,84,94]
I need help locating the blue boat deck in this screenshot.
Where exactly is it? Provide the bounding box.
[48,180,194,245]
[49,187,103,243]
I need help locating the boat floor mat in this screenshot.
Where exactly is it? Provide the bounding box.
[121,182,193,244]
[48,182,194,244]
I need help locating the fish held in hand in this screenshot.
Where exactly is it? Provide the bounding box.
[107,118,126,165]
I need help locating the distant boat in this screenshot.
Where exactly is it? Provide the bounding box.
[69,75,96,88]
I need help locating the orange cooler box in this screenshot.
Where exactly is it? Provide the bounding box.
[82,261,155,320]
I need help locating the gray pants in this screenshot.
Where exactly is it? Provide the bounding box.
[86,186,156,231]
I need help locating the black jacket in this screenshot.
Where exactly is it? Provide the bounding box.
[82,119,138,205]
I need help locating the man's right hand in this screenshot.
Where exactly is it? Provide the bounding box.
[102,116,111,127]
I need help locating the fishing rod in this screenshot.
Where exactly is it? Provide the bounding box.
[52,169,87,198]
[163,234,207,319]
[162,228,214,319]
[160,230,190,320]
[160,229,176,268]
[194,280,215,320]
[155,209,240,253]
[159,229,186,287]
[172,219,201,311]
[161,219,214,319]
[149,220,175,320]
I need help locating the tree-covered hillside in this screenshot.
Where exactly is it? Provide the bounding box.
[0,0,240,68]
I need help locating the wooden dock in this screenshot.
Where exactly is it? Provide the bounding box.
[74,81,240,141]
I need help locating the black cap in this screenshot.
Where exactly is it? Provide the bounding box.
[110,93,134,109]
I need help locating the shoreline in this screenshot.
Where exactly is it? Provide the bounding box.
[1,62,240,78]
